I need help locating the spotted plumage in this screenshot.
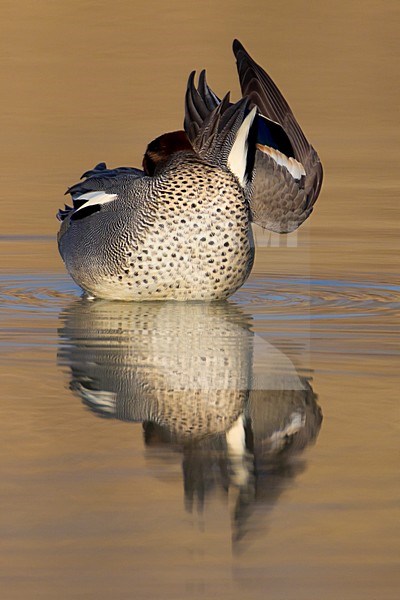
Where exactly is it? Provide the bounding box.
[57,40,323,301]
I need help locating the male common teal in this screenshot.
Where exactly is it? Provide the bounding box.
[57,40,323,301]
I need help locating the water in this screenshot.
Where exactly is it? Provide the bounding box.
[1,1,399,599]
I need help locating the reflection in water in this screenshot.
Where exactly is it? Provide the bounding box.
[58,300,322,546]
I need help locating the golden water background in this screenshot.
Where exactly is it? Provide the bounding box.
[0,1,399,599]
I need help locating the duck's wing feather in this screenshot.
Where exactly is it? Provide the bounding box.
[57,163,144,222]
[247,149,310,233]
[184,71,259,187]
[233,39,323,231]
[184,70,222,141]
[79,162,143,180]
[183,42,323,233]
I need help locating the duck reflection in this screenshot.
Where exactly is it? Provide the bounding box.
[58,300,322,545]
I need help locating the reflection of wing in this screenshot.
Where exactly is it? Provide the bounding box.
[58,301,253,439]
[250,334,306,390]
[247,333,322,451]
[247,380,322,455]
[229,376,321,545]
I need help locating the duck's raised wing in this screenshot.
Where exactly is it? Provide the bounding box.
[233,39,323,233]
[184,41,323,233]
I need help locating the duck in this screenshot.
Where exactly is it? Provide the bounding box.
[57,40,323,301]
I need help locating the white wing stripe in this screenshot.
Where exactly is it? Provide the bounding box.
[74,191,117,213]
[227,106,257,186]
[257,144,306,180]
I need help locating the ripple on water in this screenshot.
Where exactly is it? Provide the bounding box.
[0,273,399,322]
[238,277,400,321]
[0,274,79,316]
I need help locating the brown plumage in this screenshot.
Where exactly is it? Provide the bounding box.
[142,130,194,175]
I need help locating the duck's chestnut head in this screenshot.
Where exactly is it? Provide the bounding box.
[143,130,194,175]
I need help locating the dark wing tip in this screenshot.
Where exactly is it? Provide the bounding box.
[187,70,196,86]
[232,39,246,56]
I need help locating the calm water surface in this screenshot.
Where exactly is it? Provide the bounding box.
[1,1,399,599]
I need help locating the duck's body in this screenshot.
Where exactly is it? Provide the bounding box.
[59,153,254,300]
[58,40,322,301]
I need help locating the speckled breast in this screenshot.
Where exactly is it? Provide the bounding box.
[64,158,255,300]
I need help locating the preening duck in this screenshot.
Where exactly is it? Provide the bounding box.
[57,40,323,301]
